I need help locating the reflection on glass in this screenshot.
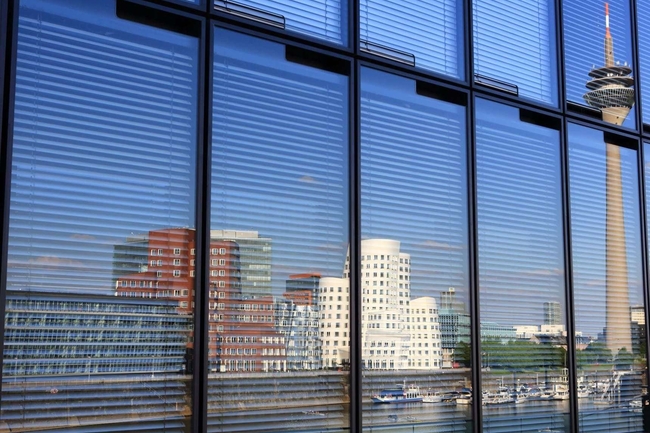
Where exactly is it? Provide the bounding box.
[569,124,645,433]
[4,0,198,431]
[360,67,470,431]
[637,1,650,126]
[472,0,557,105]
[564,0,636,129]
[211,28,349,432]
[476,99,568,433]
[360,0,464,79]
[213,0,347,45]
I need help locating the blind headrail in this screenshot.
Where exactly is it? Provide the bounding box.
[214,0,285,29]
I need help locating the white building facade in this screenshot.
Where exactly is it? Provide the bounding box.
[409,297,442,369]
[320,239,442,370]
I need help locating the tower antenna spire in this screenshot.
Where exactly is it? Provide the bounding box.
[604,2,614,67]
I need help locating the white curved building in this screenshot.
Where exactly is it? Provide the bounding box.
[320,239,441,370]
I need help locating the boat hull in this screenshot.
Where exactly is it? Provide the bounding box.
[372,397,423,404]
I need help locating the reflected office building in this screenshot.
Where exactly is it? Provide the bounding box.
[1,291,192,432]
[275,274,322,371]
[439,287,471,368]
[113,228,287,373]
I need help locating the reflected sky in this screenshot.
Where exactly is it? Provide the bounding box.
[5,0,647,337]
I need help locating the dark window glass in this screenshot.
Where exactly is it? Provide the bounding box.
[569,124,645,432]
[473,0,557,104]
[360,0,464,79]
[360,67,470,431]
[476,99,568,432]
[564,0,636,129]
[213,0,347,45]
[4,0,198,431]
[211,28,349,432]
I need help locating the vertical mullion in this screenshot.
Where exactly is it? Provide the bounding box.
[193,18,212,433]
[467,3,479,430]
[466,0,474,86]
[630,0,643,130]
[0,0,6,147]
[467,93,482,433]
[0,0,18,402]
[349,59,361,433]
[560,119,579,433]
[556,0,567,114]
[637,139,650,412]
[351,0,358,53]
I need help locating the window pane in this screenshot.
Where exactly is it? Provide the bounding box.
[476,99,568,433]
[637,1,650,126]
[211,28,349,432]
[473,0,557,105]
[569,124,645,433]
[360,67,470,432]
[213,0,346,45]
[4,0,198,431]
[564,0,636,129]
[360,0,464,79]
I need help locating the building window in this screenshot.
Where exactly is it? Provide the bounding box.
[173,270,181,277]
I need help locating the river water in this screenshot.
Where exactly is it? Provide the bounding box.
[361,399,643,433]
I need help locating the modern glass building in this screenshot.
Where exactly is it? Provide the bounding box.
[1,0,650,432]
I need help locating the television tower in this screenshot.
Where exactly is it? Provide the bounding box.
[583,2,634,355]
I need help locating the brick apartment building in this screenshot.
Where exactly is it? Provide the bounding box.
[114,228,287,372]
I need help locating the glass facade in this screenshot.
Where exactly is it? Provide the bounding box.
[1,1,650,433]
[476,99,567,432]
[360,67,470,431]
[473,0,558,104]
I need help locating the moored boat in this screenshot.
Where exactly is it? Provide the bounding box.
[456,388,472,405]
[422,391,442,403]
[372,382,423,404]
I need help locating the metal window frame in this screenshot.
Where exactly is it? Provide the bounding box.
[0,0,19,409]
[1,0,650,432]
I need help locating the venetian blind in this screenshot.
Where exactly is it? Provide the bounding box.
[4,0,198,431]
[476,99,567,432]
[360,0,462,78]
[210,28,349,432]
[473,0,556,104]
[360,67,470,430]
[563,0,635,128]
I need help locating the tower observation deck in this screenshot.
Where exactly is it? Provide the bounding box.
[583,2,634,125]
